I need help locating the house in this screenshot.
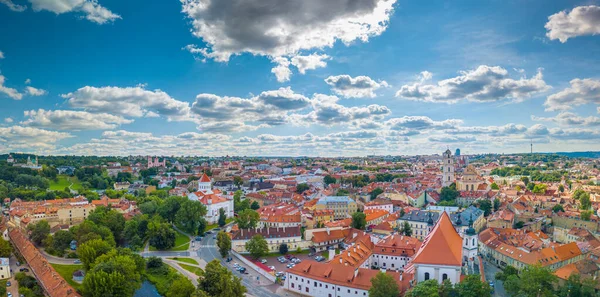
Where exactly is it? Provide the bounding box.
[0,258,10,279]
[231,226,304,253]
[257,203,301,228]
[187,173,234,224]
[314,196,357,220]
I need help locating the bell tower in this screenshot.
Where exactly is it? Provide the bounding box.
[442,149,455,187]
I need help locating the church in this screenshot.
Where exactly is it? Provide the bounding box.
[187,173,234,224]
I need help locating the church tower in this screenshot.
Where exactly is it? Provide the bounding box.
[462,215,478,261]
[442,149,455,187]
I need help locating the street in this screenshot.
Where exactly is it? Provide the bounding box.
[482,258,508,297]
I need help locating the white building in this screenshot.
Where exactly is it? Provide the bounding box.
[0,258,10,279]
[187,173,234,224]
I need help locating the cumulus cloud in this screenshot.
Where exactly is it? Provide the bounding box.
[0,50,4,59]
[4,118,13,123]
[25,86,47,96]
[271,57,292,82]
[255,87,311,110]
[21,109,133,131]
[296,94,391,126]
[532,112,600,127]
[544,78,600,111]
[385,116,462,131]
[290,53,330,74]
[28,0,120,24]
[0,125,72,150]
[0,0,26,11]
[428,135,476,143]
[545,5,600,43]
[62,85,192,121]
[325,75,388,98]
[180,0,396,62]
[0,75,22,100]
[396,66,550,103]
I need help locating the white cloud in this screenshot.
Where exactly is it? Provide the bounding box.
[21,109,133,130]
[385,116,462,131]
[25,86,47,96]
[396,66,550,103]
[325,75,388,98]
[297,94,391,126]
[271,57,292,83]
[290,53,330,74]
[0,75,23,100]
[28,0,120,24]
[0,0,26,12]
[544,78,600,111]
[532,112,600,127]
[545,5,600,43]
[62,85,192,121]
[180,0,396,61]
[0,50,4,59]
[4,118,13,123]
[419,71,432,82]
[24,78,31,84]
[0,125,72,150]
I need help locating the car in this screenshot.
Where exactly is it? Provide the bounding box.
[19,268,29,272]
[212,235,216,239]
[489,281,495,293]
[195,236,202,241]
[6,281,11,287]
[275,272,285,277]
[213,228,220,231]
[315,256,325,262]
[268,266,275,271]
[7,292,12,297]
[238,267,246,272]
[226,257,232,262]
[205,231,212,234]
[74,259,82,264]
[286,263,295,268]
[308,252,315,257]
[285,254,292,259]
[260,259,267,264]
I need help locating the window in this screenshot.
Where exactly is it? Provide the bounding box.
[472,238,475,245]
[443,273,448,281]
[314,282,317,287]
[424,272,430,280]
[306,288,309,293]
[291,283,295,288]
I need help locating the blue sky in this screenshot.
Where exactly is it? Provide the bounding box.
[1,0,600,156]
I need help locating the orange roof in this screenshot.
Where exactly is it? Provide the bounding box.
[199,173,211,183]
[412,211,463,266]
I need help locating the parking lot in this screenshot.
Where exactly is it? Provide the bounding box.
[247,252,327,276]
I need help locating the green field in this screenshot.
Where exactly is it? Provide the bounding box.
[50,263,84,290]
[167,257,199,265]
[179,263,203,276]
[150,230,190,252]
[49,175,83,192]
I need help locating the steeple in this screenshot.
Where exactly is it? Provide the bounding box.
[427,211,434,225]
[466,214,476,236]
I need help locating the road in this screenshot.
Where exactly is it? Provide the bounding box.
[196,231,281,297]
[39,248,80,265]
[482,258,507,297]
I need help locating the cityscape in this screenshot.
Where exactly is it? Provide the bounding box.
[1,0,600,297]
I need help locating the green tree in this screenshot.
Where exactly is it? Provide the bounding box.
[233,176,244,188]
[175,200,207,235]
[279,243,288,255]
[77,239,113,270]
[83,249,144,297]
[245,234,269,260]
[198,260,246,297]
[493,198,501,211]
[216,231,231,258]
[440,183,459,202]
[296,183,309,193]
[88,205,126,241]
[369,272,400,297]
[581,210,593,221]
[148,219,176,250]
[490,182,499,190]
[558,184,565,192]
[504,265,557,297]
[515,221,525,229]
[556,273,597,297]
[532,183,547,194]
[0,238,12,257]
[370,187,384,200]
[406,279,439,297]
[495,265,518,282]
[52,230,74,253]
[572,189,587,200]
[250,200,260,210]
[158,196,184,223]
[323,175,336,186]
[27,220,50,246]
[438,279,457,297]
[197,218,207,236]
[351,212,367,230]
[235,209,260,229]
[521,176,530,186]
[401,221,412,236]
[166,277,196,297]
[218,208,227,227]
[552,204,565,213]
[580,193,592,210]
[455,274,491,297]
[478,199,492,216]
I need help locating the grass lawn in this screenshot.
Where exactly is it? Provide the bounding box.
[178,264,203,276]
[150,230,190,252]
[167,257,199,265]
[50,263,84,290]
[49,175,84,192]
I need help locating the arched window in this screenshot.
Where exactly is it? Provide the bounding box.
[442,273,448,281]
[424,272,430,280]
[472,238,475,245]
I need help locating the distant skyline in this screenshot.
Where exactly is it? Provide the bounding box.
[1,0,600,156]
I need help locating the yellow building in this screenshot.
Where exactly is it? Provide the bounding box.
[314,196,357,220]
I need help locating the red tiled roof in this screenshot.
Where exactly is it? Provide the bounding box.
[412,212,463,266]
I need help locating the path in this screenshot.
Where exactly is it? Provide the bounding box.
[163,259,199,286]
[38,249,78,265]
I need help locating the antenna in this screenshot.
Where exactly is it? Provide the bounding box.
[530,138,533,154]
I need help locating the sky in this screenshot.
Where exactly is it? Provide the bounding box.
[1,0,600,157]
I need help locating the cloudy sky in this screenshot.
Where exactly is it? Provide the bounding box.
[1,0,600,156]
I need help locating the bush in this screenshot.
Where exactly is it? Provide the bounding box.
[147,256,164,269]
[66,252,79,258]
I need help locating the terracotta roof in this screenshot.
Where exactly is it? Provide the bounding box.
[412,211,463,266]
[199,173,211,183]
[9,229,80,297]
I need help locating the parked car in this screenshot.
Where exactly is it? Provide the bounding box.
[489,281,495,293]
[238,267,246,272]
[74,259,82,264]
[195,236,202,241]
[286,263,295,268]
[7,292,12,297]
[205,231,212,234]
[315,256,325,262]
[226,257,232,262]
[6,281,11,287]
[285,254,293,259]
[275,272,285,277]
[19,268,29,272]
[268,266,275,271]
[260,259,267,264]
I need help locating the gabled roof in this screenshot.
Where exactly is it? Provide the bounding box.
[199,173,211,183]
[412,211,463,266]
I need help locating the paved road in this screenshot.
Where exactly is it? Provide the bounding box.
[39,248,79,265]
[482,258,507,297]
[197,232,281,297]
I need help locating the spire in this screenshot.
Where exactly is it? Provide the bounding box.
[466,213,476,236]
[427,211,434,225]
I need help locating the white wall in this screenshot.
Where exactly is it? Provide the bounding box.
[370,254,411,271]
[285,272,371,297]
[415,263,461,284]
